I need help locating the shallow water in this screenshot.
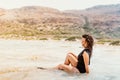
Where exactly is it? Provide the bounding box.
[0,39,120,80]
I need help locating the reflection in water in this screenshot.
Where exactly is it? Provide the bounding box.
[0,40,120,80]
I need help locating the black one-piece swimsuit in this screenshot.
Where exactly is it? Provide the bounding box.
[76,49,91,73]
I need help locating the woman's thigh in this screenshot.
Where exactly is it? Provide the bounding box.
[67,54,78,67]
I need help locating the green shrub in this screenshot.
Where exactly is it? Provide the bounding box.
[109,41,120,46]
[97,39,113,44]
[39,38,48,40]
[65,37,76,41]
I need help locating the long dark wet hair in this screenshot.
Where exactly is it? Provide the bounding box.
[82,34,94,58]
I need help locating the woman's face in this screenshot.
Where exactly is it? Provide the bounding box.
[81,37,88,48]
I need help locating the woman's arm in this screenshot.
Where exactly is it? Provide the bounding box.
[83,51,89,73]
[68,52,78,59]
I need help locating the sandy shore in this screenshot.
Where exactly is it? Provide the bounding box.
[0,40,120,80]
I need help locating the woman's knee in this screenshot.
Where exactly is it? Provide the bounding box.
[57,64,64,70]
[67,53,73,57]
[67,52,73,55]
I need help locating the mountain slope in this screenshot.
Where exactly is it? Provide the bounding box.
[0,4,120,39]
[65,4,120,38]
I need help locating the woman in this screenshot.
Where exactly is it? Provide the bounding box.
[55,34,94,74]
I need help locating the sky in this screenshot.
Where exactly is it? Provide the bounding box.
[0,0,120,10]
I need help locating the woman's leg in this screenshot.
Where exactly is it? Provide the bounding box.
[54,53,78,73]
[56,64,79,73]
[64,53,78,67]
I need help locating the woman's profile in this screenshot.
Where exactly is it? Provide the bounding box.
[54,34,94,74]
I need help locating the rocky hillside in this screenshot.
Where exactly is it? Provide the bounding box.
[0,4,120,39]
[64,4,120,39]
